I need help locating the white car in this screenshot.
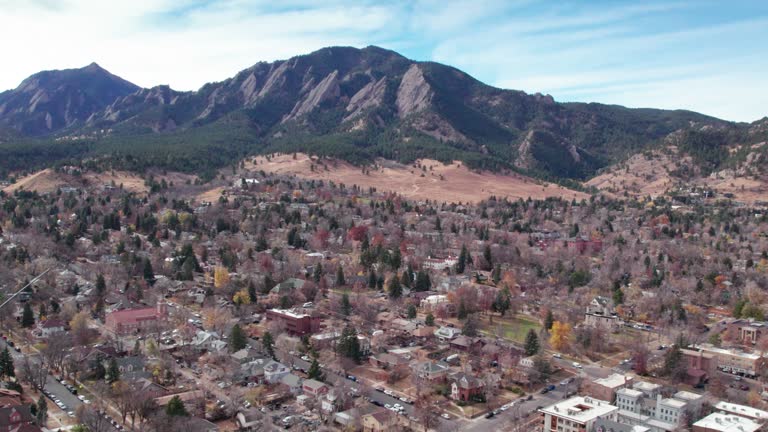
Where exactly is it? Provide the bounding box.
[385,404,392,409]
[552,353,562,359]
[572,362,582,369]
[441,413,451,420]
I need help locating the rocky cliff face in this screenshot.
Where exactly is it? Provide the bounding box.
[0,63,138,135]
[0,46,738,180]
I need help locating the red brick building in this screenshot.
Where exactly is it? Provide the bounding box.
[266,309,321,336]
[105,302,168,336]
[450,373,484,402]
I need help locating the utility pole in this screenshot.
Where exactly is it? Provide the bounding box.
[0,268,52,311]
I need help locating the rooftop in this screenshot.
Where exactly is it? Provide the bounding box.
[693,412,762,432]
[673,390,703,402]
[268,308,311,319]
[633,381,661,393]
[714,401,768,420]
[539,396,617,423]
[594,373,630,389]
[617,388,643,398]
[693,343,762,360]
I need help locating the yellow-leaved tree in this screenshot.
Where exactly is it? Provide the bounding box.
[549,321,572,351]
[233,289,251,306]
[214,266,230,290]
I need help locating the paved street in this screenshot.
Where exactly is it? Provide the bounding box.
[1,337,120,432]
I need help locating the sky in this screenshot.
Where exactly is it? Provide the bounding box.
[1,0,767,122]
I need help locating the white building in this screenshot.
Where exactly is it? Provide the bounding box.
[713,401,768,422]
[692,412,762,432]
[539,396,618,432]
[615,381,703,432]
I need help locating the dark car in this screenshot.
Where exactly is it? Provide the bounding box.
[485,412,495,419]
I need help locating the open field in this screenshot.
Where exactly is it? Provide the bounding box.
[3,168,194,195]
[480,314,541,344]
[247,153,588,204]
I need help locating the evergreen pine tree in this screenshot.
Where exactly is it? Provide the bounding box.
[407,304,417,319]
[340,293,352,316]
[107,358,120,383]
[414,271,431,291]
[457,300,468,320]
[307,357,324,381]
[335,265,346,287]
[36,394,47,425]
[96,274,106,295]
[21,303,35,328]
[313,263,323,283]
[483,245,493,270]
[0,347,14,379]
[387,276,402,299]
[524,329,540,356]
[368,270,377,289]
[456,245,468,274]
[229,324,247,352]
[165,395,189,416]
[262,331,276,360]
[143,258,155,284]
[425,313,435,326]
[544,310,555,331]
[248,280,258,304]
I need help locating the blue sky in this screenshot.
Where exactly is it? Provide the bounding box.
[1,0,767,121]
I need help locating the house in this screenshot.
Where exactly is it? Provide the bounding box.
[449,335,483,353]
[105,302,168,336]
[585,296,619,330]
[236,409,263,431]
[114,356,148,379]
[279,373,303,395]
[539,396,618,432]
[369,353,410,371]
[566,235,603,254]
[362,409,397,432]
[230,348,258,364]
[414,361,450,382]
[302,379,329,397]
[321,390,340,413]
[185,417,220,432]
[434,326,462,340]
[423,256,458,271]
[0,405,33,432]
[420,294,448,309]
[263,360,290,384]
[191,330,225,352]
[39,319,66,337]
[450,373,484,402]
[266,309,321,336]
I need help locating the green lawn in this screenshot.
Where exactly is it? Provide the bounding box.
[481,314,541,344]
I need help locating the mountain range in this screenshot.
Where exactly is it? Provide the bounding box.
[0,46,765,183]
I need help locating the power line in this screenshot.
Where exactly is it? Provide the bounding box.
[0,268,52,311]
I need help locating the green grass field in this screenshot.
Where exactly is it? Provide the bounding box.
[481,314,541,344]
